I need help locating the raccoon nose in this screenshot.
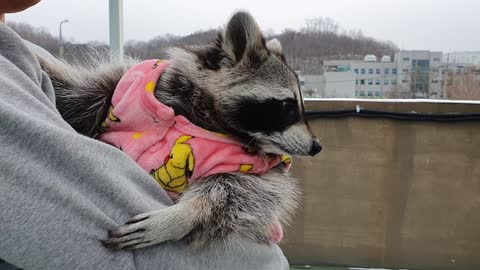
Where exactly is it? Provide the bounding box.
[309,138,322,156]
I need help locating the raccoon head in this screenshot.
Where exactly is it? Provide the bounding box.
[165,11,321,157]
[218,12,321,156]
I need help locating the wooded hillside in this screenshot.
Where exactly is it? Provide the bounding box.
[8,18,398,74]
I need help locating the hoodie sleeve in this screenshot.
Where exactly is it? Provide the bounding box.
[0,23,289,270]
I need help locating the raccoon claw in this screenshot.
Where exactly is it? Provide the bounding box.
[102,208,193,250]
[101,236,151,250]
[102,215,154,250]
[102,226,154,250]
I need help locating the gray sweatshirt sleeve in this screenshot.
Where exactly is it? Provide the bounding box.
[0,23,289,270]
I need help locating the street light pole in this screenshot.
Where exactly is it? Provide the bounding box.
[59,19,69,58]
[109,0,124,62]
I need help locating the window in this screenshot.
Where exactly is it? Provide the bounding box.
[368,79,373,85]
[369,69,374,74]
[361,69,366,74]
[392,79,397,85]
[375,91,380,97]
[385,68,390,74]
[354,69,359,74]
[392,68,397,74]
[375,79,381,85]
[356,80,359,85]
[432,80,439,83]
[403,57,410,61]
[368,91,373,96]
[300,81,305,86]
[402,69,409,73]
[402,80,409,83]
[384,79,389,85]
[376,69,381,74]
[360,79,365,85]
[360,91,365,96]
[433,58,440,61]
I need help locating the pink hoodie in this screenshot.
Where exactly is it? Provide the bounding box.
[99,59,290,242]
[99,59,291,196]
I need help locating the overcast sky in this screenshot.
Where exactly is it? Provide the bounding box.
[7,0,480,52]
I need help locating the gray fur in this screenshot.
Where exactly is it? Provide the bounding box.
[181,170,301,246]
[103,170,300,248]
[40,11,319,249]
[39,56,137,137]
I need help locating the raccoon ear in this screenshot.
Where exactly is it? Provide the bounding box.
[266,38,286,62]
[222,11,266,63]
[266,39,283,55]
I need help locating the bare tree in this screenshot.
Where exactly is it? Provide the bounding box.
[7,19,398,75]
[302,17,340,35]
[446,69,480,100]
[384,85,415,99]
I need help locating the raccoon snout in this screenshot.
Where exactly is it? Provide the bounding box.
[309,138,322,156]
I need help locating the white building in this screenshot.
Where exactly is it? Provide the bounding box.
[322,72,356,98]
[301,75,324,97]
[300,73,355,98]
[323,50,446,98]
[324,55,397,98]
[444,51,480,66]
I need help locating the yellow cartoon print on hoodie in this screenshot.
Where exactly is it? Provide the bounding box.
[101,105,121,129]
[151,135,195,192]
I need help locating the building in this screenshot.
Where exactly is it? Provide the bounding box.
[444,51,480,67]
[301,75,324,97]
[322,72,356,98]
[325,55,397,98]
[299,73,355,98]
[396,51,444,98]
[323,50,446,99]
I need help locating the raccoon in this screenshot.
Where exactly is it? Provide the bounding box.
[40,11,321,249]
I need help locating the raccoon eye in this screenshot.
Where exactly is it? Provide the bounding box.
[281,99,296,114]
[232,97,301,133]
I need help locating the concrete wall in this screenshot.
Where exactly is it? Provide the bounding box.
[281,100,480,270]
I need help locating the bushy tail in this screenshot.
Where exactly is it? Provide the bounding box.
[39,56,134,137]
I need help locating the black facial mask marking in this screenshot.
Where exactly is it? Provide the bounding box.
[231,98,301,133]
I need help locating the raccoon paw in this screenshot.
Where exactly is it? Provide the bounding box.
[101,207,195,250]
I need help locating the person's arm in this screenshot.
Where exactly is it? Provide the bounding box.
[0,23,288,270]
[0,0,41,23]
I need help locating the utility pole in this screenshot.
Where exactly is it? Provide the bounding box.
[59,19,69,58]
[443,54,450,98]
[109,0,124,62]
